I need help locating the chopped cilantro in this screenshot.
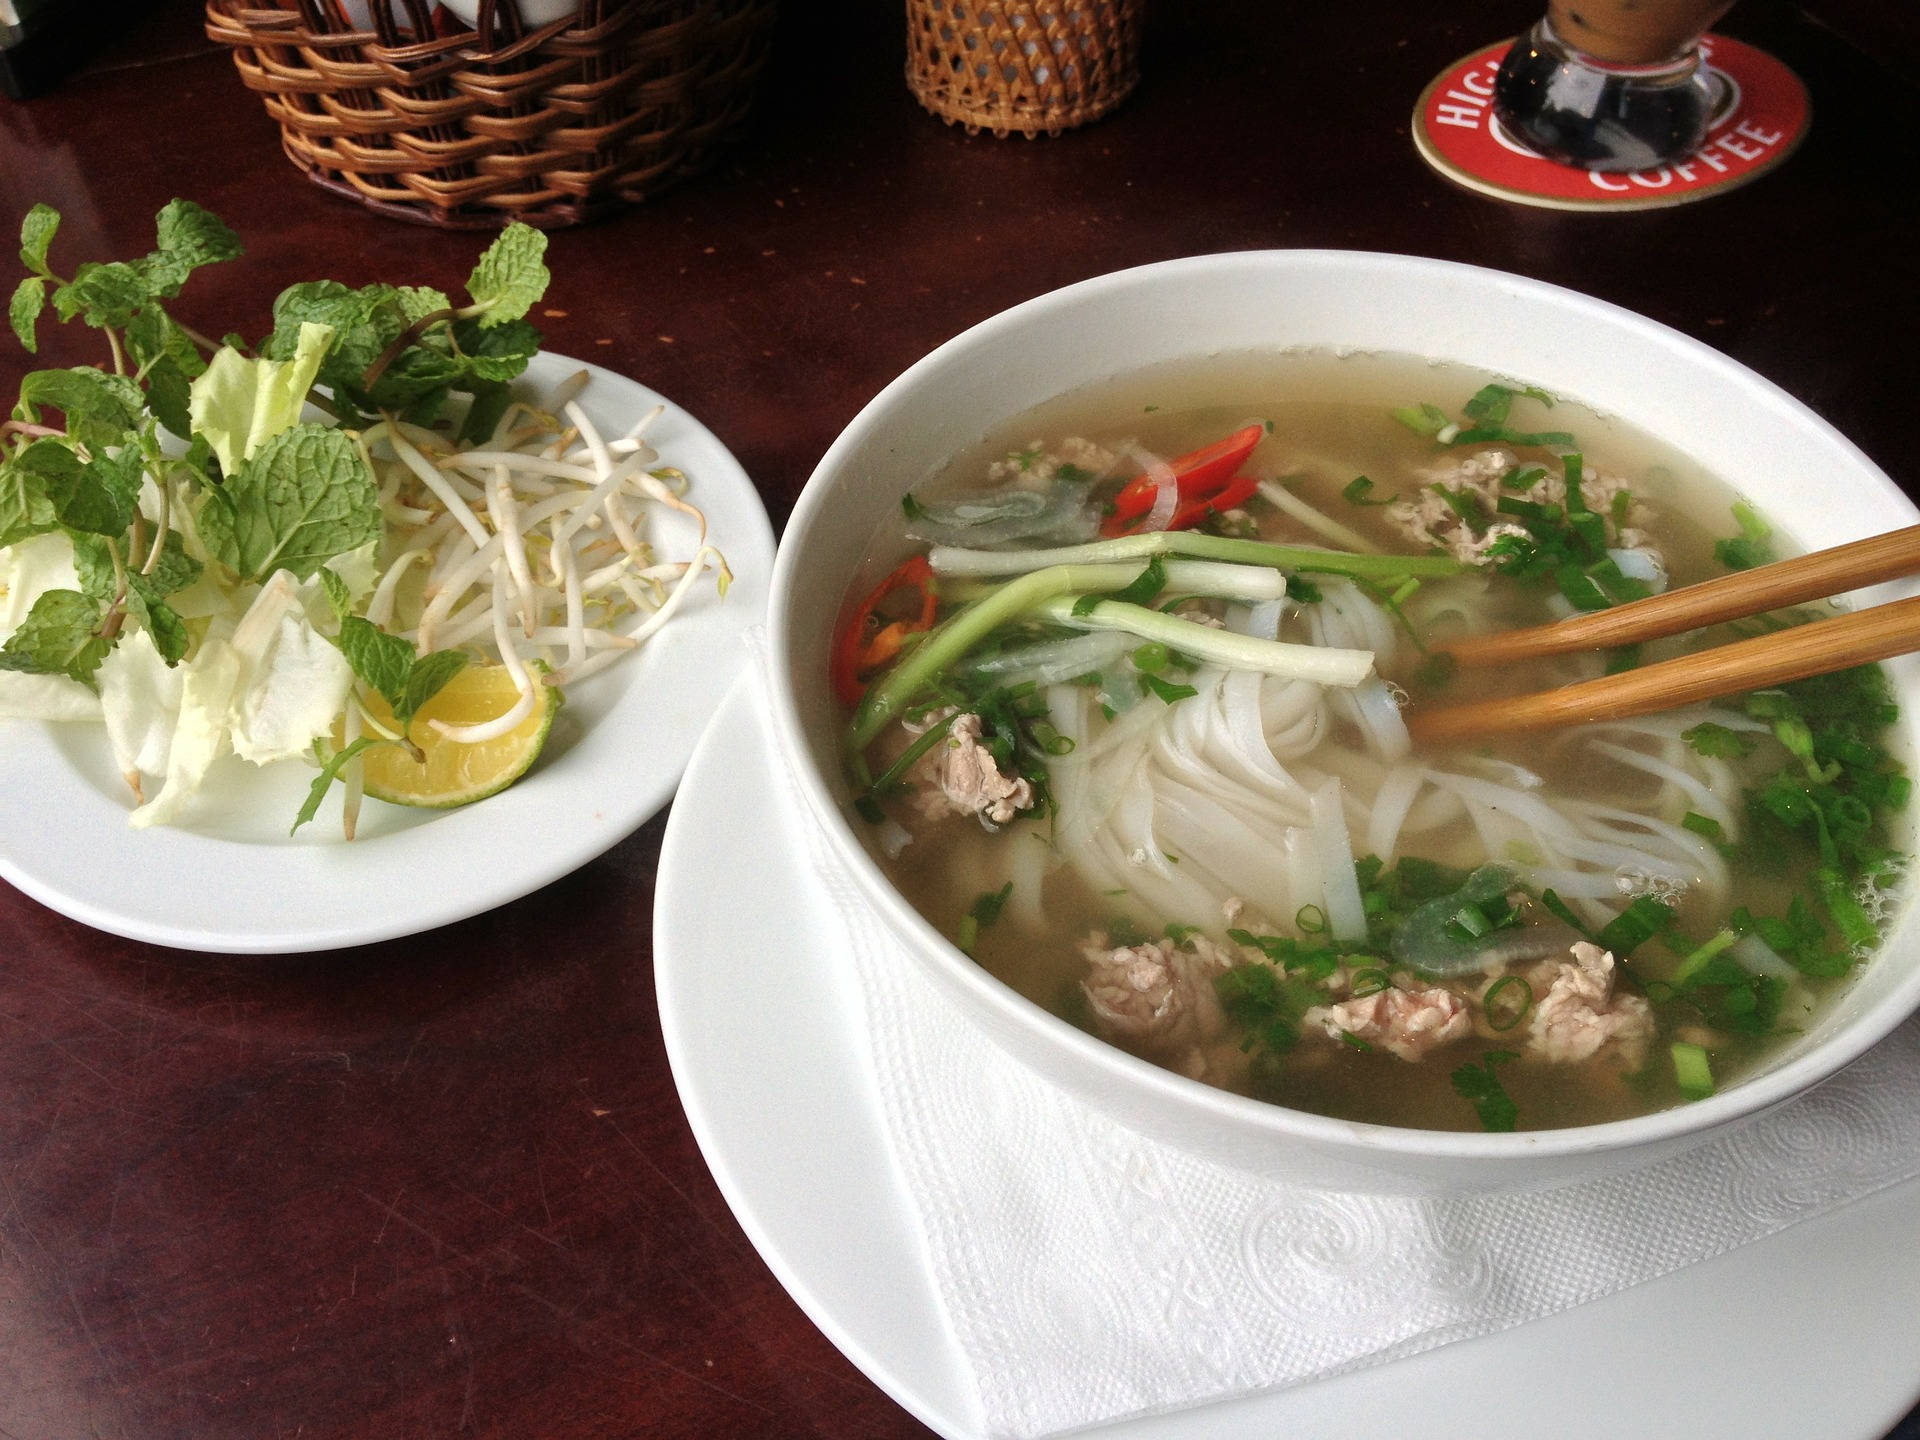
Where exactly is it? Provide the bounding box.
[1682,721,1757,759]
[969,881,1014,928]
[1139,672,1198,704]
[1451,1050,1520,1132]
[1342,475,1397,506]
[1390,402,1451,436]
[1593,896,1673,956]
[1714,501,1775,571]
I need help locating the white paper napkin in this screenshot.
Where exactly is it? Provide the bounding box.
[757,659,1920,1439]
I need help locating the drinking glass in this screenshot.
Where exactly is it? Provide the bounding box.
[1493,1,1736,171]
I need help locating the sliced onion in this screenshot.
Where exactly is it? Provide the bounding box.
[1130,444,1180,533]
[1608,546,1668,593]
[1732,932,1796,979]
[963,631,1133,689]
[904,481,1096,547]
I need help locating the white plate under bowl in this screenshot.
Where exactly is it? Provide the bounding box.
[656,678,1920,1440]
[0,353,774,953]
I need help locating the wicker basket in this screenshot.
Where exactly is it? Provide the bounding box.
[905,0,1142,138]
[205,0,779,228]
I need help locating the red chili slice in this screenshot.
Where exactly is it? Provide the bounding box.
[1102,423,1265,536]
[831,555,937,706]
[1165,472,1260,532]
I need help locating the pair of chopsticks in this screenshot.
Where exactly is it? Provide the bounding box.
[1404,524,1920,746]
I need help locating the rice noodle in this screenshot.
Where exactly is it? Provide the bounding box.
[1366,763,1425,864]
[1255,477,1380,553]
[1310,776,1367,942]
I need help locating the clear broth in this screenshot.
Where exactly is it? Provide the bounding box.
[848,351,1905,1131]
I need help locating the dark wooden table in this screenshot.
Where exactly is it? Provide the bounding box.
[3,2,1917,1436]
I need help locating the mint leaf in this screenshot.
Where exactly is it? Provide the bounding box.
[458,379,513,446]
[326,602,468,734]
[71,531,201,605]
[19,203,59,274]
[51,261,149,330]
[452,316,539,381]
[401,649,469,725]
[146,355,194,440]
[292,735,390,835]
[70,531,198,665]
[13,439,143,536]
[396,285,453,323]
[0,448,61,548]
[140,199,242,297]
[19,366,145,447]
[10,276,44,352]
[316,565,353,622]
[0,589,109,681]
[265,280,396,388]
[126,306,207,379]
[198,423,380,581]
[126,584,190,664]
[336,615,415,710]
[365,341,463,412]
[464,223,548,327]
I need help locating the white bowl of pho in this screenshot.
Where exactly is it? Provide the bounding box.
[766,251,1920,1194]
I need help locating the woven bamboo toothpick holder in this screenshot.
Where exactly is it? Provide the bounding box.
[205,0,779,228]
[904,0,1144,138]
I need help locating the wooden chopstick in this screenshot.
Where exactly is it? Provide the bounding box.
[1405,595,1920,745]
[1440,523,1920,668]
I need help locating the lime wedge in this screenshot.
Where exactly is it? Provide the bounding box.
[350,664,563,809]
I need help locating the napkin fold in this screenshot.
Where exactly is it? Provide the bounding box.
[756,658,1920,1439]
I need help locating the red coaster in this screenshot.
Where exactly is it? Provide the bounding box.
[1413,34,1810,211]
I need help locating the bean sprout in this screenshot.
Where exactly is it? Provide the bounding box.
[360,380,731,748]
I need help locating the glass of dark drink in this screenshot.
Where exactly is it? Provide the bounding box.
[1493,0,1736,170]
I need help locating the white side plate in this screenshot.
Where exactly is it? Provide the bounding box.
[0,353,775,953]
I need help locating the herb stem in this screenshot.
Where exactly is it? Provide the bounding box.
[359,308,456,392]
[172,318,222,355]
[142,478,173,577]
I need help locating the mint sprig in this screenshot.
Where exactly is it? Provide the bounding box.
[258,223,549,431]
[315,567,470,738]
[464,224,549,327]
[0,589,112,681]
[196,424,381,582]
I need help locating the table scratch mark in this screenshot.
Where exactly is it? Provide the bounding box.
[394,1025,426,1079]
[443,1181,568,1256]
[534,1156,554,1229]
[355,1191,773,1415]
[369,1188,408,1247]
[63,1273,134,1438]
[598,1114,742,1249]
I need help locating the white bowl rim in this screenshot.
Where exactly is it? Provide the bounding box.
[769,247,1920,1165]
